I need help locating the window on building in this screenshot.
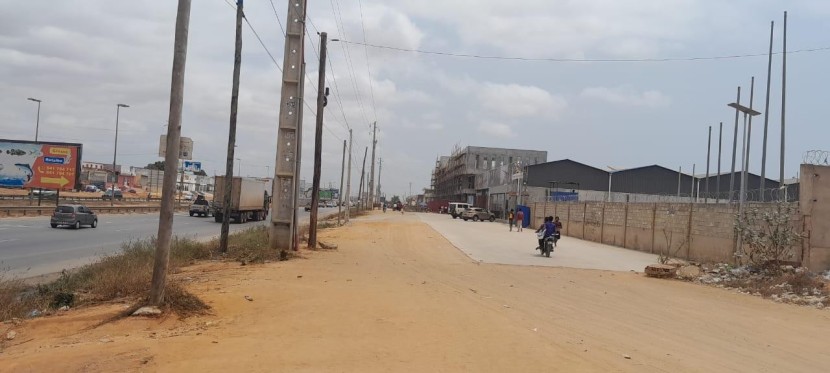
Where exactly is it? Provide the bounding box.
[475,155,480,169]
[509,156,513,167]
[491,160,496,169]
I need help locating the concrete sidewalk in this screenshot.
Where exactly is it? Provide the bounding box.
[417,213,659,272]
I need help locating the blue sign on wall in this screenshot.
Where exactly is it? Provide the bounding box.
[43,157,65,164]
[551,191,579,202]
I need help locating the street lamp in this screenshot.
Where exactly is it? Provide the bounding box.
[606,166,624,202]
[235,158,242,177]
[27,98,42,142]
[727,101,761,210]
[111,103,130,207]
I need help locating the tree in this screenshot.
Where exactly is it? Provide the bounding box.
[194,169,207,176]
[146,161,165,170]
[390,195,401,204]
[734,204,804,270]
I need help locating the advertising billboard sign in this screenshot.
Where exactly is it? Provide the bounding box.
[183,161,202,172]
[0,139,82,190]
[159,135,193,160]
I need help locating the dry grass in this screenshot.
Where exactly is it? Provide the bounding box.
[723,271,828,299]
[0,227,271,321]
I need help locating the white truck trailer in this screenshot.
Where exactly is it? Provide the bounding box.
[212,176,271,223]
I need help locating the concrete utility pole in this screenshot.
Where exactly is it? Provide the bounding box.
[308,32,327,249]
[376,157,382,203]
[345,129,353,222]
[677,166,682,197]
[338,139,346,225]
[150,0,191,306]
[270,0,308,254]
[358,147,367,211]
[760,20,775,201]
[779,11,788,188]
[717,122,723,201]
[729,87,741,202]
[219,0,244,254]
[367,121,377,210]
[705,126,711,203]
[111,103,129,207]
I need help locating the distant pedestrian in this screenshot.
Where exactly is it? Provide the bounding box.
[508,209,515,231]
[515,209,524,232]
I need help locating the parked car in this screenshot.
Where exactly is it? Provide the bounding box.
[325,200,337,208]
[461,207,496,222]
[448,202,471,219]
[84,185,100,193]
[29,189,58,200]
[50,204,98,229]
[102,189,123,200]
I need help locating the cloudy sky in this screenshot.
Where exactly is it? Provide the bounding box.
[2,1,829,198]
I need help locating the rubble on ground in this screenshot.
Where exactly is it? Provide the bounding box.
[673,262,829,309]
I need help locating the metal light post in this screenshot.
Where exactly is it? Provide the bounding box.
[112,104,130,207]
[235,158,242,177]
[728,98,761,209]
[606,166,624,202]
[27,98,42,141]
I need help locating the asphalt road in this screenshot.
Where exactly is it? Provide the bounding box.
[0,208,340,278]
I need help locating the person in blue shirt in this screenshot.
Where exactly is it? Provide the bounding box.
[535,216,556,252]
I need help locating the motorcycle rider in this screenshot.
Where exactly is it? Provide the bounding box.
[535,216,556,252]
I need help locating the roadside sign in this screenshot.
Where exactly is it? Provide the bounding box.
[183,161,202,172]
[0,139,82,190]
[159,135,193,160]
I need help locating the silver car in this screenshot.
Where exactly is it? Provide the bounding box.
[461,207,496,222]
[50,204,98,229]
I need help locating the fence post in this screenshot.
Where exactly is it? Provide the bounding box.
[651,203,657,253]
[623,196,629,248]
[582,202,587,239]
[566,203,571,236]
[600,202,606,244]
[686,202,694,260]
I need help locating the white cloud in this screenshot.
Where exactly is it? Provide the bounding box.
[478,122,515,138]
[580,87,671,107]
[478,82,567,118]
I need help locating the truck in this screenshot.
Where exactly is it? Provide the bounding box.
[189,195,211,217]
[212,176,271,224]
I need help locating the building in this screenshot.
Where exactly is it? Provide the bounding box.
[431,146,547,205]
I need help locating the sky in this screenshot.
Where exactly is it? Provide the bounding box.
[2,0,829,198]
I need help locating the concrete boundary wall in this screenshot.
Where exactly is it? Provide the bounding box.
[532,200,810,268]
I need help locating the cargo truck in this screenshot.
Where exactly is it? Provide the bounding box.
[212,176,271,224]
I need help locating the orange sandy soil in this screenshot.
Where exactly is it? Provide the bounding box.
[2,213,829,372]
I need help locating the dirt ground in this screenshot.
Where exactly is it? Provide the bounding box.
[2,212,830,372]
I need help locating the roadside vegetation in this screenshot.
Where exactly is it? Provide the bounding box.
[1,211,359,321]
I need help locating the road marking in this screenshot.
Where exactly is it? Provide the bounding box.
[0,238,20,244]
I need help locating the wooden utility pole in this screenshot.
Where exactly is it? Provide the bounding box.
[150,0,191,306]
[269,0,307,254]
[367,122,377,210]
[219,0,244,253]
[308,32,328,249]
[345,129,353,222]
[358,147,367,211]
[338,139,346,225]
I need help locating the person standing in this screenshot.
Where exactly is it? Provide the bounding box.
[515,209,524,232]
[508,209,515,231]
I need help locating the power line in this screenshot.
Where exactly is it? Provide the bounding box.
[332,39,830,63]
[330,0,371,129]
[356,0,378,123]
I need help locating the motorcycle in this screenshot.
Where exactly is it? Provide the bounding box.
[536,232,555,257]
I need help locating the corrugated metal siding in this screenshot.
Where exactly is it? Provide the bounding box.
[525,160,608,191]
[611,166,694,195]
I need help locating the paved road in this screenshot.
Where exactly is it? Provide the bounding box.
[0,208,341,278]
[416,212,658,272]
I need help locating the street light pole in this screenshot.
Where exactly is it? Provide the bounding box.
[27,98,42,142]
[112,104,130,207]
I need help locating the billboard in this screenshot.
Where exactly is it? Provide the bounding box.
[159,135,193,160]
[0,139,82,190]
[183,161,202,172]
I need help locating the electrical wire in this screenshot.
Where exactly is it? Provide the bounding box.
[332,39,830,63]
[356,0,378,123]
[330,0,371,129]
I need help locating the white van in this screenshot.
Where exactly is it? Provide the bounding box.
[448,202,471,219]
